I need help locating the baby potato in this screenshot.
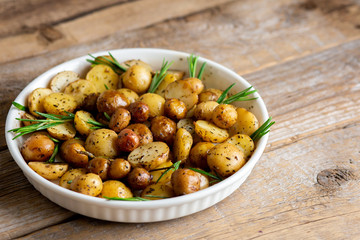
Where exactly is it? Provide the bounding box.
[81,92,99,112]
[171,169,200,196]
[87,157,110,181]
[21,112,38,127]
[108,108,131,133]
[164,98,187,120]
[43,92,77,115]
[70,173,103,197]
[212,104,237,129]
[47,121,76,141]
[122,65,152,94]
[116,129,140,152]
[176,118,195,135]
[108,158,131,179]
[21,134,55,162]
[74,110,96,136]
[117,88,139,104]
[155,70,185,97]
[96,89,130,116]
[189,142,214,170]
[60,139,89,168]
[86,64,119,93]
[127,142,169,170]
[229,107,259,136]
[59,168,87,189]
[63,79,97,106]
[165,80,199,110]
[127,167,152,190]
[126,123,153,146]
[85,129,120,158]
[193,170,210,190]
[150,161,174,183]
[128,101,149,123]
[207,143,245,178]
[194,120,229,143]
[138,93,165,118]
[151,116,177,146]
[194,101,219,121]
[49,71,80,92]
[225,134,255,159]
[27,88,53,118]
[173,128,193,164]
[184,77,204,95]
[100,180,133,199]
[141,182,175,200]
[198,88,224,103]
[28,162,69,180]
[121,59,153,73]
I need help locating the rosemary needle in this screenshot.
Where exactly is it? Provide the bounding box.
[250,117,275,142]
[148,59,173,93]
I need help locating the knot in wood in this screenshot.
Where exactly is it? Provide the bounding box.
[317,169,355,188]
[39,25,63,43]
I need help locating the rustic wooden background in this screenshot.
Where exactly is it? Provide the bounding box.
[1,0,360,239]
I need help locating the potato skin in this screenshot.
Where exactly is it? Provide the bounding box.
[184,77,204,94]
[164,98,187,121]
[87,157,110,181]
[59,168,87,189]
[126,123,153,146]
[108,108,131,133]
[85,129,120,158]
[229,107,259,136]
[151,116,177,146]
[189,142,214,170]
[173,128,193,164]
[99,180,133,198]
[171,169,200,196]
[141,182,175,200]
[70,173,103,197]
[21,134,55,162]
[198,88,223,103]
[96,90,130,115]
[117,88,139,104]
[108,158,131,179]
[212,104,237,129]
[116,129,140,152]
[127,167,152,190]
[138,93,165,118]
[74,110,96,136]
[122,65,152,94]
[127,142,169,170]
[28,162,69,180]
[60,139,88,168]
[43,92,78,115]
[207,143,245,178]
[128,101,149,123]
[194,101,219,121]
[150,161,174,183]
[27,88,53,118]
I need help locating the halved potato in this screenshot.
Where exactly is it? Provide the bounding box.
[194,120,229,143]
[165,80,198,110]
[74,110,96,136]
[63,79,97,105]
[229,107,259,136]
[117,88,139,104]
[173,128,193,163]
[28,162,69,180]
[141,182,175,200]
[225,134,255,159]
[86,64,119,93]
[138,93,165,118]
[59,168,87,189]
[155,70,185,97]
[47,121,76,141]
[150,161,174,183]
[177,118,195,135]
[127,142,169,170]
[27,88,53,118]
[43,92,77,115]
[49,71,80,92]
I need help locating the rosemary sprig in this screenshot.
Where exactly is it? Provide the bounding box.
[87,119,108,129]
[12,101,28,111]
[154,160,181,183]
[47,143,59,163]
[188,54,207,79]
[86,52,127,74]
[143,195,169,199]
[188,168,223,182]
[148,59,173,93]
[103,112,111,121]
[216,83,235,104]
[103,196,150,201]
[217,85,258,104]
[250,117,275,142]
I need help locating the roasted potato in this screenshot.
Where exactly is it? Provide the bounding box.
[198,88,224,103]
[189,142,214,170]
[127,142,169,170]
[165,80,198,110]
[151,116,177,145]
[155,70,185,97]
[86,64,119,93]
[127,167,152,190]
[150,161,174,183]
[21,133,55,162]
[99,180,133,198]
[70,173,103,196]
[63,79,97,106]
[74,110,96,136]
[60,139,89,168]
[108,158,131,179]
[194,101,219,121]
[125,123,153,146]
[108,108,131,133]
[96,89,130,115]
[28,162,68,180]
[128,101,149,123]
[21,112,38,127]
[47,121,76,141]
[27,88,53,118]
[87,157,110,180]
[229,107,259,136]
[194,120,229,143]
[138,93,165,118]
[85,129,120,158]
[212,104,237,129]
[122,65,152,94]
[59,168,87,189]
[49,71,80,92]
[43,92,77,115]
[141,182,175,200]
[116,129,140,152]
[225,134,255,159]
[173,128,193,163]
[176,118,195,135]
[164,98,187,120]
[184,77,204,95]
[116,88,139,104]
[171,169,200,196]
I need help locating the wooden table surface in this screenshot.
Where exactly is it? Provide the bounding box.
[1,0,360,239]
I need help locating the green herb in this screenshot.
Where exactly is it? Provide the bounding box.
[67,180,73,184]
[9,112,74,140]
[250,117,275,142]
[12,101,28,111]
[103,196,150,201]
[188,54,207,79]
[188,168,223,181]
[86,52,127,74]
[104,112,111,121]
[104,84,109,90]
[154,160,181,183]
[143,195,169,199]
[148,59,173,93]
[47,143,59,163]
[87,119,108,129]
[217,85,258,104]
[46,134,61,143]
[216,83,235,104]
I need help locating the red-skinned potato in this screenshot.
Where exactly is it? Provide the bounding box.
[116,129,140,152]
[125,123,153,146]
[128,101,149,123]
[21,134,55,162]
[127,167,152,190]
[109,108,131,133]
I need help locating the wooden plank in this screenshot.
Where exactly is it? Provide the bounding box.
[0,0,235,64]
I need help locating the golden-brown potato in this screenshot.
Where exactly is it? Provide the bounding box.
[229,107,259,136]
[86,64,119,93]
[116,88,139,104]
[96,89,130,115]
[128,101,149,123]
[150,161,174,183]
[70,173,103,197]
[141,182,175,200]
[43,92,77,115]
[81,92,99,112]
[193,170,210,190]
[165,80,198,110]
[194,101,219,121]
[100,180,133,198]
[47,121,76,141]
[108,108,131,133]
[127,142,169,170]
[27,88,53,118]
[212,104,237,129]
[28,162,69,180]
[59,168,87,189]
[164,98,187,120]
[85,129,120,158]
[21,112,38,127]
[194,120,229,143]
[21,134,55,162]
[151,116,177,146]
[87,157,110,180]
[184,77,204,95]
[189,142,214,170]
[125,123,153,146]
[198,88,224,103]
[176,118,195,135]
[122,65,152,94]
[116,129,140,152]
[171,169,200,196]
[74,110,96,136]
[49,71,80,92]
[108,158,131,179]
[63,79,97,106]
[225,134,255,159]
[207,143,245,178]
[155,70,185,97]
[127,167,152,190]
[173,128,193,163]
[60,139,89,168]
[138,93,165,118]
[121,59,153,73]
